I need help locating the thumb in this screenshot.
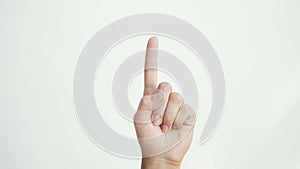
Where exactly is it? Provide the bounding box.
[134,89,165,124]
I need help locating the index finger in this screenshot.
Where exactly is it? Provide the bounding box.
[144,37,158,95]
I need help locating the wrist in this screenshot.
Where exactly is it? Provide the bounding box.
[141,157,181,169]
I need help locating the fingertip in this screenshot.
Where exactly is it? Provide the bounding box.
[147,37,159,48]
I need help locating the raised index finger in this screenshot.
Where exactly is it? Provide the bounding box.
[144,37,158,96]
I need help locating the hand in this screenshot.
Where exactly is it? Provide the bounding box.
[134,37,196,169]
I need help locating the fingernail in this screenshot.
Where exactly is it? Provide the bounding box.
[152,115,161,126]
[162,124,169,132]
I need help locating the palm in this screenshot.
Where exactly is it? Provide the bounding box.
[136,120,194,162]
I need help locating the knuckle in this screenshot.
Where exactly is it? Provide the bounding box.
[158,82,172,91]
[180,103,188,111]
[152,89,166,103]
[170,92,182,103]
[181,104,195,116]
[184,104,195,113]
[181,103,196,124]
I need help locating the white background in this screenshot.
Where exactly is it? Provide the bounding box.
[0,0,300,169]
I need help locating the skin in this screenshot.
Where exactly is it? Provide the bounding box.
[134,37,196,169]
